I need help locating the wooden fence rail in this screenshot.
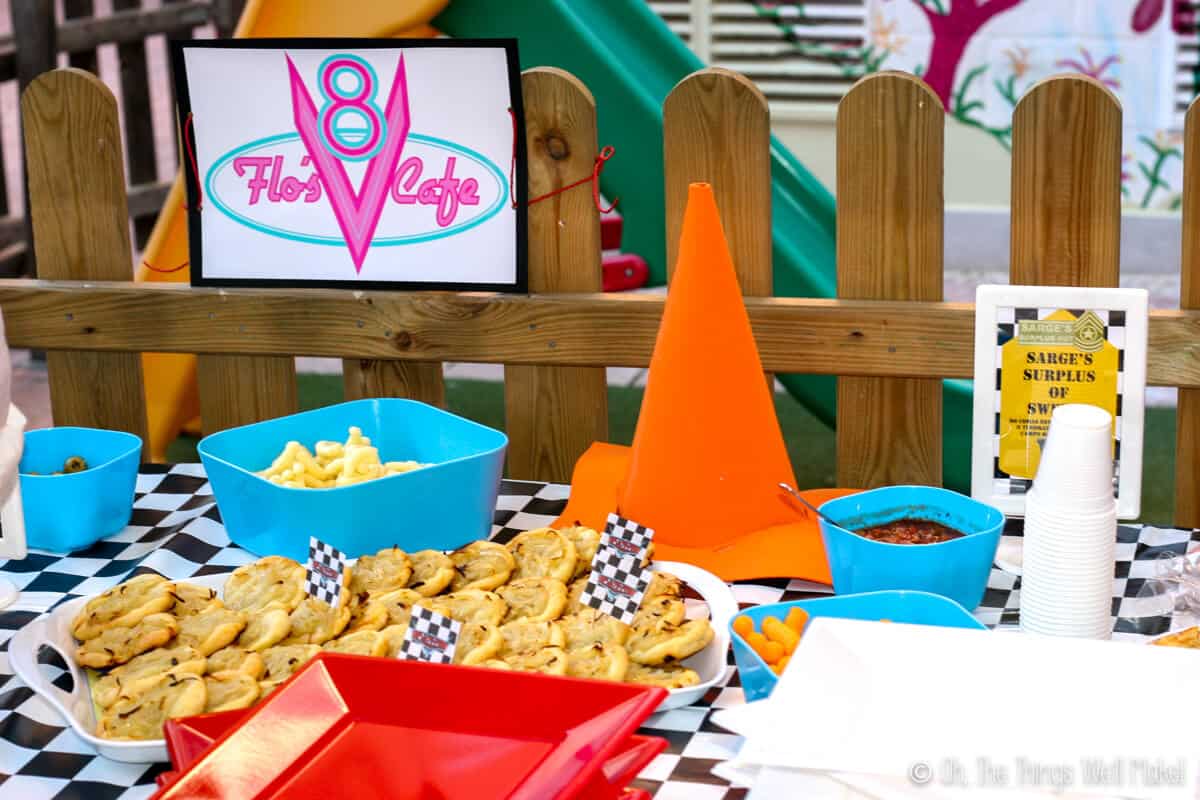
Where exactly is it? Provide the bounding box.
[4,65,1200,526]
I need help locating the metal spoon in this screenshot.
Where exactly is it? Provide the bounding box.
[778,482,843,527]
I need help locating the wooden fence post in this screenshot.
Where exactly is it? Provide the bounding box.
[1010,75,1121,287]
[834,72,944,489]
[663,68,772,294]
[21,68,149,449]
[503,67,607,482]
[1176,97,1200,527]
[112,0,159,248]
[11,0,56,278]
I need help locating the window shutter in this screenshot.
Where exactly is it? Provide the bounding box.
[649,1,868,116]
[1177,1,1200,128]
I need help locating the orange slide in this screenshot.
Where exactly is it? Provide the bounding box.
[137,0,448,459]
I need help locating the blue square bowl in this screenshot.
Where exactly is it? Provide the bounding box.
[20,427,142,552]
[197,399,507,561]
[818,485,1005,611]
[730,590,987,702]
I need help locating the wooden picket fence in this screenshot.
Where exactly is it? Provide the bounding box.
[2,65,1200,525]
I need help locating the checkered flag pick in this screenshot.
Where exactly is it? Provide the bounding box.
[305,536,347,610]
[580,549,651,625]
[602,512,654,562]
[399,606,461,664]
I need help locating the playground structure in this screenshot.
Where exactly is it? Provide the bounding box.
[7,63,1200,527]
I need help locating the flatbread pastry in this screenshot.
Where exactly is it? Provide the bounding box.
[626,618,714,666]
[206,647,266,680]
[559,609,630,651]
[405,550,455,596]
[176,608,248,656]
[97,673,206,740]
[480,659,512,670]
[506,528,577,583]
[498,619,564,657]
[92,645,205,709]
[261,644,321,684]
[169,583,221,617]
[204,673,260,713]
[373,587,426,628]
[502,645,568,675]
[76,613,180,669]
[236,603,292,651]
[497,578,567,623]
[71,574,176,641]
[625,662,701,689]
[424,589,507,627]
[561,526,601,580]
[566,642,629,682]
[349,547,413,597]
[324,629,388,657]
[377,624,409,658]
[565,577,588,615]
[452,622,503,666]
[345,594,390,634]
[449,541,515,592]
[222,556,307,614]
[644,572,682,602]
[631,597,687,631]
[278,596,351,645]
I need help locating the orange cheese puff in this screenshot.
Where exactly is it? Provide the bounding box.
[776,654,790,672]
[732,615,755,639]
[760,640,784,665]
[771,662,785,676]
[762,616,801,654]
[784,607,809,633]
[745,631,771,661]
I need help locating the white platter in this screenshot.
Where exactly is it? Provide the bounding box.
[9,560,735,763]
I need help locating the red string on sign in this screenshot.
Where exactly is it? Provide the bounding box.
[141,259,189,274]
[527,146,617,212]
[182,112,203,212]
[141,113,200,275]
[508,107,618,213]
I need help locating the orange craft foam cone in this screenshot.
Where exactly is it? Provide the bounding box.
[555,183,856,582]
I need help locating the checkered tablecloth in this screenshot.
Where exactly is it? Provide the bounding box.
[0,465,1195,800]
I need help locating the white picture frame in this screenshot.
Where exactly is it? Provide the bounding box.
[971,285,1148,519]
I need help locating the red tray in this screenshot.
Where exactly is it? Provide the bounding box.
[154,653,666,800]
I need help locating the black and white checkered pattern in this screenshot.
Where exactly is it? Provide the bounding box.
[991,307,1126,499]
[602,513,654,560]
[0,466,1193,800]
[304,536,346,609]
[398,606,460,664]
[580,548,649,625]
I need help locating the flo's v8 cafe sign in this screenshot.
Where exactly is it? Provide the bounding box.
[172,40,527,291]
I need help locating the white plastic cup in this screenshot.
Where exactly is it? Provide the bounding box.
[1031,404,1116,509]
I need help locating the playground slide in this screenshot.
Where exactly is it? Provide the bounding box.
[438,0,972,491]
[141,0,972,490]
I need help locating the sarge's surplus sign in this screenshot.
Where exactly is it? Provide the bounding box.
[171,39,526,291]
[971,287,1148,519]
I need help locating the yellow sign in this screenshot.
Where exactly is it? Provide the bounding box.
[998,309,1118,479]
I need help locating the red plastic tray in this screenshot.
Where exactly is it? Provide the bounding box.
[154,653,666,800]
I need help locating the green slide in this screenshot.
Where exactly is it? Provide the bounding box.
[436,0,973,490]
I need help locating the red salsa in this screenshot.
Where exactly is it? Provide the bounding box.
[854,518,965,545]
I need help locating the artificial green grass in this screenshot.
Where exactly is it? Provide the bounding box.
[167,375,1176,525]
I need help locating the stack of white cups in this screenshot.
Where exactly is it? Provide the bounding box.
[1020,404,1117,639]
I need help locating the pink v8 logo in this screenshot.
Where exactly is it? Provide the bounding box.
[287,53,411,272]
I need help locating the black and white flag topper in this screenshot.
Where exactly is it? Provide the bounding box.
[398,605,461,664]
[601,512,655,563]
[580,548,651,626]
[305,535,347,610]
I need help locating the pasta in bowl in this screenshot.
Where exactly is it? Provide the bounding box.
[198,399,507,561]
[258,426,426,488]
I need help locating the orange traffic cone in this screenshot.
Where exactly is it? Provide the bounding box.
[555,183,855,582]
